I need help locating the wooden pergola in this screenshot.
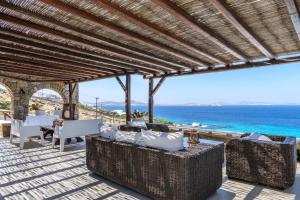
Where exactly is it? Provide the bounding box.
[0,0,300,123]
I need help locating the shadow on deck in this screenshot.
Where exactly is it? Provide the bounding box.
[0,138,299,200]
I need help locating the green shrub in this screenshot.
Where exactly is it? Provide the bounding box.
[0,101,10,110]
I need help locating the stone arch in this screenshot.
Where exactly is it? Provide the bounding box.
[28,82,69,104]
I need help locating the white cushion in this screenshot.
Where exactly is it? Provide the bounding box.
[128,119,147,129]
[115,130,141,144]
[100,125,118,140]
[137,130,184,152]
[244,133,272,141]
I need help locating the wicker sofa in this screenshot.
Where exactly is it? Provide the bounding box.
[86,135,224,200]
[226,134,297,189]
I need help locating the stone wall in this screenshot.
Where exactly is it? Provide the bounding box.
[0,77,79,120]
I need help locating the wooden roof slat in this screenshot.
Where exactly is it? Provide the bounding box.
[0,54,100,78]
[0,64,81,80]
[284,0,300,40]
[0,62,88,79]
[0,14,174,73]
[0,40,117,75]
[39,0,212,66]
[0,46,107,76]
[151,0,247,61]
[0,73,67,82]
[0,2,188,72]
[209,0,274,58]
[0,60,90,78]
[0,30,156,75]
[92,0,226,64]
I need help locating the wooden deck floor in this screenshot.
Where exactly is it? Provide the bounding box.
[0,138,299,200]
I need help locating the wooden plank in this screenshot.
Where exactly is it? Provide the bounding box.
[209,0,274,58]
[92,0,227,64]
[115,77,126,92]
[151,0,247,61]
[0,13,174,73]
[0,1,188,71]
[284,0,300,40]
[39,0,210,67]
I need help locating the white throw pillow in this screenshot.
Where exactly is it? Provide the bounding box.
[128,119,147,129]
[244,133,272,141]
[137,130,184,152]
[115,130,141,144]
[100,125,118,140]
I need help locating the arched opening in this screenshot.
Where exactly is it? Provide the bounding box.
[0,83,13,120]
[29,89,64,117]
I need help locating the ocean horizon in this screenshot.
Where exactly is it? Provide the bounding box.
[101,105,300,138]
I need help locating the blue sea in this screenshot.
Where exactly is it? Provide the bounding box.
[101,105,300,138]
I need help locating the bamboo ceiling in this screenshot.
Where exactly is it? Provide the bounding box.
[0,0,300,82]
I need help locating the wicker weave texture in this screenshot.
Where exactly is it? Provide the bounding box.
[226,134,297,189]
[86,136,224,200]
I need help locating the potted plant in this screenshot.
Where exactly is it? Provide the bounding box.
[30,103,45,116]
[131,110,148,120]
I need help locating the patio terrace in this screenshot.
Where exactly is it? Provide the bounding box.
[0,138,299,200]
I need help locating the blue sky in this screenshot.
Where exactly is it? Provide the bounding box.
[79,62,300,105]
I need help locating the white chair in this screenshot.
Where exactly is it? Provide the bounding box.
[52,119,102,152]
[10,119,44,149]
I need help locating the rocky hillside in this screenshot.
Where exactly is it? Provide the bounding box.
[0,88,126,124]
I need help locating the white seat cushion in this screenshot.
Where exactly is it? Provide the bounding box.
[137,130,184,152]
[244,133,272,141]
[115,130,141,144]
[100,125,118,140]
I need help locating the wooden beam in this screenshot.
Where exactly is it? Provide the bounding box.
[0,64,79,79]
[0,43,113,75]
[148,78,154,123]
[0,30,150,74]
[39,0,209,67]
[0,56,96,80]
[209,0,274,58]
[147,57,300,79]
[0,73,67,82]
[92,0,226,64]
[71,83,78,96]
[0,1,189,71]
[153,77,166,95]
[115,77,126,92]
[148,76,166,123]
[125,74,131,123]
[0,13,175,73]
[68,82,74,120]
[284,0,300,40]
[0,59,92,79]
[152,0,247,61]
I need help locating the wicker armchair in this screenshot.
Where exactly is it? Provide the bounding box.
[226,134,297,189]
[119,123,169,132]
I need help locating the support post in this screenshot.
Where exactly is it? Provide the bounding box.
[68,82,74,120]
[148,77,166,124]
[125,74,131,124]
[148,78,154,123]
